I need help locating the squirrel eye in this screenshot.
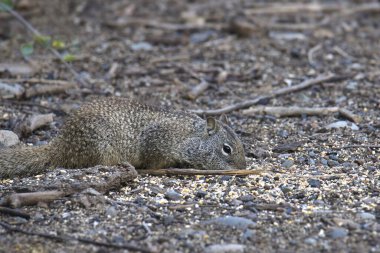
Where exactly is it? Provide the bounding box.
[222,144,232,155]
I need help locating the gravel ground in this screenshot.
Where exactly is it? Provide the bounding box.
[0,1,379,252]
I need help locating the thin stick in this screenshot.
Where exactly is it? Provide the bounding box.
[331,144,380,149]
[242,106,361,123]
[308,43,322,67]
[191,74,341,116]
[0,3,88,86]
[0,206,30,219]
[0,78,78,86]
[138,169,262,176]
[0,191,67,208]
[0,221,154,253]
[187,79,210,100]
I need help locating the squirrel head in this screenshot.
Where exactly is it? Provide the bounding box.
[180,115,246,170]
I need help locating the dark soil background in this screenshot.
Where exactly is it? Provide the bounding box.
[0,0,379,252]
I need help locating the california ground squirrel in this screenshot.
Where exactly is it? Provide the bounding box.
[0,97,246,179]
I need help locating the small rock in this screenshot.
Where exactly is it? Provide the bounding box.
[165,189,182,201]
[269,31,307,40]
[62,212,71,219]
[239,194,254,202]
[328,160,340,167]
[308,178,322,188]
[204,244,246,253]
[242,229,255,240]
[196,190,207,198]
[220,175,232,181]
[281,159,294,168]
[163,215,175,226]
[326,227,348,239]
[357,212,376,220]
[106,206,118,217]
[112,235,126,244]
[333,218,360,230]
[280,185,292,194]
[308,158,316,165]
[203,216,255,229]
[304,237,317,246]
[325,121,359,131]
[130,42,152,51]
[0,130,20,147]
[0,82,25,99]
[320,158,328,166]
[229,199,243,206]
[34,212,44,222]
[277,129,289,138]
[190,31,214,44]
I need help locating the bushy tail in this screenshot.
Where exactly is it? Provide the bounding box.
[0,145,51,179]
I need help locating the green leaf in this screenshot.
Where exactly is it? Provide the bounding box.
[34,35,51,47]
[0,0,13,11]
[52,39,66,50]
[63,53,76,62]
[20,43,34,57]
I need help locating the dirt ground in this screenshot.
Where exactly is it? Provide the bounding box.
[0,0,379,252]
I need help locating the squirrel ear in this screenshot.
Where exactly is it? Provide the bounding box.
[206,117,219,135]
[219,114,230,125]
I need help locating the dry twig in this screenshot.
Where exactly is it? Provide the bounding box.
[242,106,361,123]
[191,74,341,116]
[16,113,55,136]
[0,191,67,208]
[0,206,30,219]
[308,44,322,67]
[1,165,138,208]
[25,82,77,97]
[106,18,225,31]
[187,79,210,100]
[138,169,262,176]
[331,144,380,150]
[244,2,380,15]
[0,221,154,253]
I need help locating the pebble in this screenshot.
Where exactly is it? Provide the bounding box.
[281,159,294,168]
[239,194,254,202]
[307,178,322,188]
[163,215,175,226]
[220,175,232,181]
[357,212,376,220]
[325,121,359,131]
[242,229,255,240]
[196,190,208,198]
[203,216,255,229]
[130,42,152,51]
[0,130,20,147]
[165,189,182,201]
[34,212,45,222]
[62,212,71,219]
[204,244,246,253]
[106,206,118,217]
[328,160,340,167]
[277,129,289,138]
[304,237,317,246]
[308,158,316,165]
[320,158,328,166]
[326,227,348,239]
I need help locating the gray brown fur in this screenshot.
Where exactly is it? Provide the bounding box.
[0,97,246,179]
